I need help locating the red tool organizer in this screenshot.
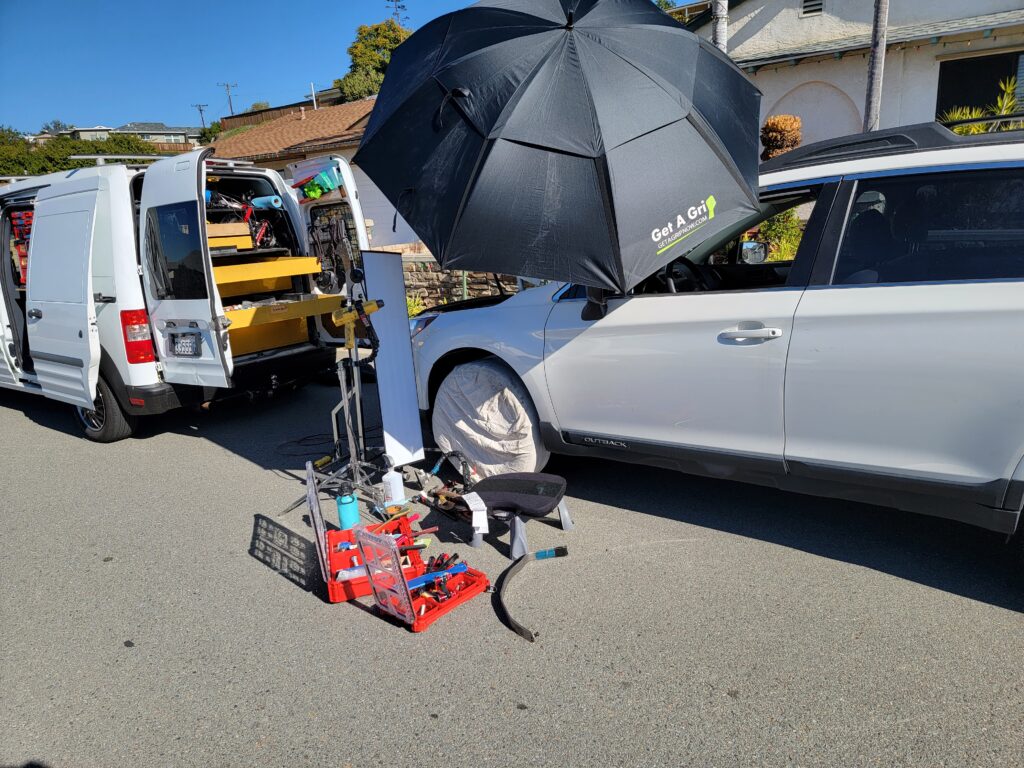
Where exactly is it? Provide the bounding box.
[324,516,425,603]
[325,516,489,632]
[9,210,31,286]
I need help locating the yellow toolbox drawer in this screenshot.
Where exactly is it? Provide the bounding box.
[224,294,345,329]
[228,318,311,356]
[213,256,322,299]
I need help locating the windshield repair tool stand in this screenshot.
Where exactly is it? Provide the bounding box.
[279,299,385,518]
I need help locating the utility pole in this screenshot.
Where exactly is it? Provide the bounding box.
[711,0,728,53]
[192,103,208,128]
[863,0,889,132]
[217,82,239,116]
[386,0,408,24]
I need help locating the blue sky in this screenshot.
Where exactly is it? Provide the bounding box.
[0,0,474,133]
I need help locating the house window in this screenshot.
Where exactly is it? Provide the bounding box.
[936,52,1022,118]
[801,0,823,17]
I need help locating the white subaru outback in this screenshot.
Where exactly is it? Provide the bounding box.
[410,123,1024,545]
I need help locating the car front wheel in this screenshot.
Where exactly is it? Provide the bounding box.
[431,357,550,478]
[76,376,137,443]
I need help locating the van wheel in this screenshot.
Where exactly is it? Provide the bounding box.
[76,376,136,442]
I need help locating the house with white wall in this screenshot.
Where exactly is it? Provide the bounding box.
[678,0,1024,144]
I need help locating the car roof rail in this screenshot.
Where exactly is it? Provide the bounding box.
[760,120,1024,174]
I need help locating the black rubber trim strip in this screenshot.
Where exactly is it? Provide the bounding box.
[32,351,84,368]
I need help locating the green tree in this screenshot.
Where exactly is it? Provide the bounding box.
[198,121,222,145]
[334,19,411,102]
[337,69,386,102]
[247,100,270,112]
[653,0,674,10]
[39,119,72,134]
[0,125,24,142]
[0,133,162,176]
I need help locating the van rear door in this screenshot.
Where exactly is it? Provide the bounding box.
[286,155,369,344]
[139,148,233,388]
[25,175,102,408]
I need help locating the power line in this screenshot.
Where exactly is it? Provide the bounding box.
[191,103,208,128]
[217,82,239,116]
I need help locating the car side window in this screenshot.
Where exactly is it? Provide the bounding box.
[629,189,824,297]
[833,168,1024,285]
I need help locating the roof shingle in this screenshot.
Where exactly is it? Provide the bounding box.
[212,98,376,161]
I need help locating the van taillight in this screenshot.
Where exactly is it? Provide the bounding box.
[120,309,155,364]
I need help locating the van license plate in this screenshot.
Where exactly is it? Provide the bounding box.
[171,333,201,357]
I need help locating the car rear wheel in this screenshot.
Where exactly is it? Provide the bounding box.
[431,357,549,478]
[76,375,137,443]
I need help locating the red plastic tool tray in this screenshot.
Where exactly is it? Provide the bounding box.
[407,566,489,633]
[324,517,425,603]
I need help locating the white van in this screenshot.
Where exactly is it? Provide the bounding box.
[0,148,369,441]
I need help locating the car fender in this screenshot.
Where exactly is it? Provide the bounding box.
[412,284,561,432]
[999,453,1024,536]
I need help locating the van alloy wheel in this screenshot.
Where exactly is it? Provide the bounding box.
[77,390,106,431]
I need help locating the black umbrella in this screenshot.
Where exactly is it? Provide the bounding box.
[354,0,761,293]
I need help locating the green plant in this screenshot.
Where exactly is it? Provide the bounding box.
[941,77,1022,134]
[759,208,802,262]
[198,121,222,145]
[406,294,426,317]
[247,101,270,112]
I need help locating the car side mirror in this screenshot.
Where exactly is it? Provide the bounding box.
[740,241,767,264]
[581,287,607,321]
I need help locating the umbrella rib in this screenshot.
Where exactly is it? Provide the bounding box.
[594,153,626,293]
[574,27,688,107]
[441,37,569,260]
[685,110,760,209]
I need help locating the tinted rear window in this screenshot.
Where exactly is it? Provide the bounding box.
[144,201,207,300]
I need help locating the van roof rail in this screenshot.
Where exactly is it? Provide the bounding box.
[68,154,168,167]
[205,157,255,167]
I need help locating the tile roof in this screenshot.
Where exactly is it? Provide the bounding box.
[736,9,1024,68]
[212,97,376,161]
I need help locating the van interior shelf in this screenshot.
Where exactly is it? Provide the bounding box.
[212,256,321,285]
[223,293,344,329]
[209,245,290,258]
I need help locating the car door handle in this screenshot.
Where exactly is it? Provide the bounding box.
[27,309,42,320]
[719,327,783,340]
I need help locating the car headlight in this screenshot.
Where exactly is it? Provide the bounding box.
[409,312,440,338]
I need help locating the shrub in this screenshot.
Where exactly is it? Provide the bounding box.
[760,114,802,161]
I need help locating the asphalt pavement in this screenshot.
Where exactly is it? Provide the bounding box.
[1,382,1022,767]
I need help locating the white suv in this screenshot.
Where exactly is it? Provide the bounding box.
[411,123,1024,542]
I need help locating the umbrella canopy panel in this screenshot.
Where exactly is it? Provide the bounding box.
[355,0,762,293]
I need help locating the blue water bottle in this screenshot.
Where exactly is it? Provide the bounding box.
[337,494,359,530]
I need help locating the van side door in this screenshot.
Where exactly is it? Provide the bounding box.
[139,149,233,388]
[25,176,102,407]
[784,166,1024,532]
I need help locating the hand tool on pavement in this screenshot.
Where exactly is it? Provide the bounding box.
[495,547,569,643]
